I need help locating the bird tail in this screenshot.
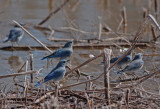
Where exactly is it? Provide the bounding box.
[41,53,54,60]
[99,61,104,65]
[35,82,41,87]
[41,56,48,60]
[3,37,9,43]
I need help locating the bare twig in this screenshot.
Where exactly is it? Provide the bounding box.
[54,84,58,98]
[34,25,69,33]
[121,7,127,33]
[70,0,80,12]
[142,7,147,19]
[98,17,102,40]
[48,26,55,40]
[34,92,52,104]
[136,69,160,85]
[38,0,69,25]
[0,71,37,79]
[13,61,27,90]
[125,89,130,109]
[30,54,34,84]
[24,61,28,87]
[151,25,157,41]
[154,0,159,20]
[144,53,160,56]
[85,93,93,109]
[0,43,151,51]
[18,62,27,73]
[61,26,96,34]
[147,0,152,14]
[24,61,28,104]
[103,24,112,32]
[13,20,52,53]
[116,69,160,89]
[148,14,160,31]
[103,48,112,105]
[117,15,123,32]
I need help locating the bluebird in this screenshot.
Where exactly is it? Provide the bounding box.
[101,52,132,69]
[3,24,24,46]
[117,53,144,74]
[35,59,67,87]
[41,40,73,60]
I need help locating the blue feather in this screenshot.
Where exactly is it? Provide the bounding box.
[101,52,132,69]
[42,40,73,60]
[3,24,24,44]
[35,59,67,87]
[117,53,144,74]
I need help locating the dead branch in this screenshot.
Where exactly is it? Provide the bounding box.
[38,0,69,25]
[98,17,102,40]
[103,48,112,105]
[34,92,52,104]
[121,7,127,33]
[34,25,69,33]
[148,14,160,31]
[0,71,37,79]
[115,69,160,90]
[30,54,34,84]
[0,43,151,51]
[151,24,157,41]
[13,20,52,53]
[154,0,159,19]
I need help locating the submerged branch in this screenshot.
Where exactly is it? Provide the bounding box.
[0,43,151,51]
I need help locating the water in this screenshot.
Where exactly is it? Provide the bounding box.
[0,0,160,92]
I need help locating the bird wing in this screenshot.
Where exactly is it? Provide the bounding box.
[3,28,23,42]
[9,28,23,38]
[43,68,65,83]
[51,48,66,57]
[123,60,143,71]
[46,48,72,58]
[123,55,131,62]
[110,56,120,63]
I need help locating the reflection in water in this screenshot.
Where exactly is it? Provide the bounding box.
[8,55,24,71]
[96,0,110,9]
[49,0,54,12]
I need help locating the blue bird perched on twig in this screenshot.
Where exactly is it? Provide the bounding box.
[101,52,132,69]
[3,24,24,46]
[110,52,132,69]
[35,59,67,87]
[117,53,144,74]
[41,40,73,60]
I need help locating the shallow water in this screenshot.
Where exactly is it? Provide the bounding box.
[0,0,160,92]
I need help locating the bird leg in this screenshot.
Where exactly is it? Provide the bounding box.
[11,42,14,47]
[122,73,128,79]
[117,73,126,80]
[143,68,150,74]
[15,42,19,46]
[126,72,138,79]
[118,66,123,70]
